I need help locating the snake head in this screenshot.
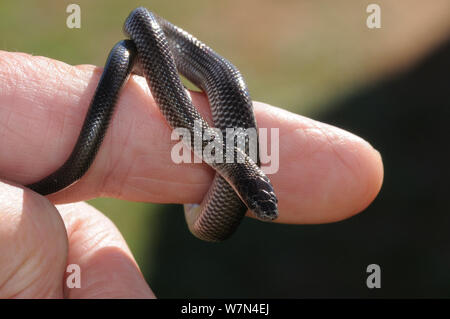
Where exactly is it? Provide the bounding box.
[243,175,279,221]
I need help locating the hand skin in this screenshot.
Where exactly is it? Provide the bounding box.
[0,51,383,298]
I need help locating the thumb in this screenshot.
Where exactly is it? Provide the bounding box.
[57,202,155,299]
[0,181,68,298]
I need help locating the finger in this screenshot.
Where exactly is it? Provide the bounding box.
[0,181,68,298]
[57,202,155,298]
[0,51,383,224]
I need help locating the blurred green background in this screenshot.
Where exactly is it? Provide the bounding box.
[1,0,449,297]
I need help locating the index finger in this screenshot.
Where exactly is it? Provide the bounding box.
[0,51,383,224]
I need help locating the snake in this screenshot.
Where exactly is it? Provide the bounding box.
[25,7,278,242]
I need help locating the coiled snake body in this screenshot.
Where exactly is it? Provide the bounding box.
[26,7,278,242]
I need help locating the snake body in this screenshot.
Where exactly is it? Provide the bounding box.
[26,7,278,241]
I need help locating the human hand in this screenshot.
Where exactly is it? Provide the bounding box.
[0,183,155,298]
[0,51,383,297]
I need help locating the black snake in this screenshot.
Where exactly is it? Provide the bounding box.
[26,7,278,242]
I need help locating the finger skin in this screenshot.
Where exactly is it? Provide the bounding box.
[0,182,154,298]
[0,181,68,298]
[0,51,383,224]
[58,202,155,298]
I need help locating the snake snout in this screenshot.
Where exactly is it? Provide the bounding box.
[246,176,278,221]
[252,192,278,221]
